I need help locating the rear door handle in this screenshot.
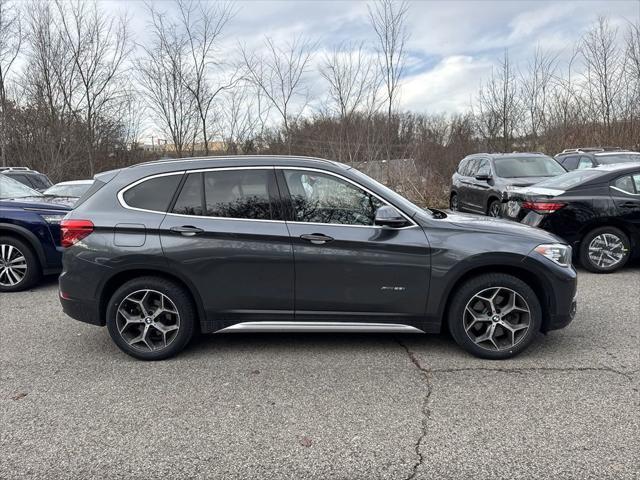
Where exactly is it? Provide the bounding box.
[170,225,204,236]
[619,201,639,208]
[300,233,334,245]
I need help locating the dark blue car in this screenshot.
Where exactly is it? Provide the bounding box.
[0,174,74,292]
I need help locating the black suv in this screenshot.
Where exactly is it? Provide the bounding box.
[60,156,577,360]
[0,167,53,192]
[450,153,566,217]
[555,148,640,171]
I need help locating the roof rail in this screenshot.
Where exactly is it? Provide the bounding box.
[559,147,622,154]
[0,166,32,171]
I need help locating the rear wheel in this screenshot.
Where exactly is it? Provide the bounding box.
[0,236,40,292]
[106,277,196,360]
[487,199,501,217]
[448,273,542,359]
[579,226,630,273]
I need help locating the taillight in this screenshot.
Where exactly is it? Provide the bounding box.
[60,219,94,248]
[521,201,566,214]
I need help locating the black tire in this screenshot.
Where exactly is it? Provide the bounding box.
[448,273,542,360]
[450,193,459,211]
[0,236,41,292]
[106,276,196,360]
[579,226,631,273]
[487,199,501,217]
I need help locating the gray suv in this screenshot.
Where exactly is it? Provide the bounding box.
[450,153,566,216]
[59,156,577,360]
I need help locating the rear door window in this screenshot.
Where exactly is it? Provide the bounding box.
[122,174,182,212]
[613,175,638,194]
[476,159,490,177]
[172,169,276,220]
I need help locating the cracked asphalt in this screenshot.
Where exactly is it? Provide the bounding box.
[1,264,639,479]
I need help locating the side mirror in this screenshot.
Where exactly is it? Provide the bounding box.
[475,173,491,181]
[374,205,408,228]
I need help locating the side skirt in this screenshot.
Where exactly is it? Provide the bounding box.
[215,321,425,334]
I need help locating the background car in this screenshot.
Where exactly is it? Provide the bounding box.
[501,162,640,273]
[0,167,53,192]
[44,179,93,199]
[450,152,566,217]
[60,156,577,361]
[0,174,73,291]
[555,148,640,171]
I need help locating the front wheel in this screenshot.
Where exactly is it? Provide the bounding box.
[448,273,542,359]
[579,226,630,273]
[487,199,501,217]
[450,193,459,211]
[106,277,196,360]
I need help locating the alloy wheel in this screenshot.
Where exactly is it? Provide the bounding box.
[588,233,626,269]
[116,289,180,352]
[451,195,459,211]
[463,287,531,351]
[488,202,501,217]
[0,243,28,287]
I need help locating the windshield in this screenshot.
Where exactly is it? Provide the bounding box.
[595,153,640,165]
[44,183,92,197]
[534,169,604,189]
[494,156,565,178]
[0,174,43,199]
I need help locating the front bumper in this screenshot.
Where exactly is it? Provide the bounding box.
[522,255,578,332]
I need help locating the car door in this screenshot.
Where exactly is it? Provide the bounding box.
[458,158,478,211]
[611,172,640,235]
[470,158,492,212]
[277,167,430,322]
[159,167,294,325]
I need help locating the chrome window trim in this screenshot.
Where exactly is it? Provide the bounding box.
[610,186,640,196]
[118,165,419,228]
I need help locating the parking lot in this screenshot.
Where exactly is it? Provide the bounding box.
[1,265,639,479]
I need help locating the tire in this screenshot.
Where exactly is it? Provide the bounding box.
[448,273,542,360]
[450,193,459,211]
[0,236,41,292]
[579,226,630,273]
[106,276,196,360]
[487,199,501,217]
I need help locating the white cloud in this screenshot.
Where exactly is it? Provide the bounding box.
[400,56,492,113]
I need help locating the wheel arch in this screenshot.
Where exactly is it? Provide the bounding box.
[99,268,205,332]
[440,264,551,332]
[0,223,45,272]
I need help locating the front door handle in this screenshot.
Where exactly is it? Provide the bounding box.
[300,233,334,245]
[170,225,204,236]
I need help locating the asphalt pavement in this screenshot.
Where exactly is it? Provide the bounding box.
[1,264,639,479]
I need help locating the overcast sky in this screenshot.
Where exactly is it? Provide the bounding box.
[118,0,640,115]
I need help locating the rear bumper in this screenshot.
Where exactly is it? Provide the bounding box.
[59,291,103,326]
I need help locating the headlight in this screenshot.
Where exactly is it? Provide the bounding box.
[504,185,519,191]
[40,214,66,225]
[534,243,571,267]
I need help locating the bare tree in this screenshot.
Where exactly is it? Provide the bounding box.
[625,19,640,149]
[368,0,408,123]
[137,4,199,157]
[476,50,521,152]
[177,0,239,154]
[241,35,314,151]
[520,46,557,147]
[0,0,21,167]
[320,42,381,119]
[55,0,132,175]
[580,16,626,143]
